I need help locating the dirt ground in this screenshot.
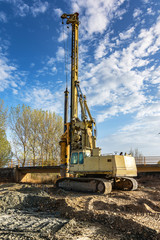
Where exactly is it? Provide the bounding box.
[0,175,159,240]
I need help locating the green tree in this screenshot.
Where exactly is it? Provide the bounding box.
[0,100,12,167]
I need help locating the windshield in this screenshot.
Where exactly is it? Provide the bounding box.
[71,152,78,164]
[79,152,84,164]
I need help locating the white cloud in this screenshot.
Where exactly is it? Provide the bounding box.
[98,114,160,155]
[97,100,160,155]
[23,87,63,113]
[147,8,154,15]
[76,15,160,126]
[35,56,58,77]
[1,0,48,17]
[0,40,27,93]
[141,0,149,4]
[0,54,16,91]
[135,17,160,58]
[0,55,27,93]
[3,0,30,17]
[56,47,65,61]
[71,0,125,37]
[0,11,7,23]
[54,8,63,17]
[133,8,142,18]
[96,91,146,123]
[115,8,127,20]
[119,27,135,40]
[31,1,48,17]
[93,33,115,60]
[58,32,68,42]
[47,57,55,66]
[137,103,160,118]
[12,89,18,95]
[68,1,155,126]
[16,2,30,17]
[150,66,160,84]
[94,42,106,60]
[51,66,57,73]
[25,88,53,102]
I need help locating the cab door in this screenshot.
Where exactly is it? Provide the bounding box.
[78,152,84,172]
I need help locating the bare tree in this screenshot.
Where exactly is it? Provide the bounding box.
[29,109,42,166]
[9,105,63,166]
[130,148,144,164]
[37,111,63,166]
[9,105,31,166]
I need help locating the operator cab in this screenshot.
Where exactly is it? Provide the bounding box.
[70,150,91,165]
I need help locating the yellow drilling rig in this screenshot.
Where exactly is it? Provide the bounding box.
[57,13,138,194]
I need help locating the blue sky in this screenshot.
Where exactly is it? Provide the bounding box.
[0,0,160,156]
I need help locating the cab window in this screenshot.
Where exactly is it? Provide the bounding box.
[79,152,84,164]
[71,152,78,164]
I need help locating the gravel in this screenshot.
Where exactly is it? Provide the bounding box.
[0,175,159,239]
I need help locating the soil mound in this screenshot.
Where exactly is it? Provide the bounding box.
[0,179,159,240]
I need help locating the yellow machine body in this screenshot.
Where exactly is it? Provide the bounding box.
[69,150,137,177]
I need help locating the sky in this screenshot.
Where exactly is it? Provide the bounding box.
[0,0,160,156]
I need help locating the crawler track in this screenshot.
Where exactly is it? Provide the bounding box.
[56,177,112,194]
[57,177,138,193]
[114,177,138,191]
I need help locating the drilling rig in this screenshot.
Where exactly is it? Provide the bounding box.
[57,13,138,194]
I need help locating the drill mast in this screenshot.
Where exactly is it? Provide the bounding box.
[60,12,97,168]
[61,13,79,120]
[61,13,96,154]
